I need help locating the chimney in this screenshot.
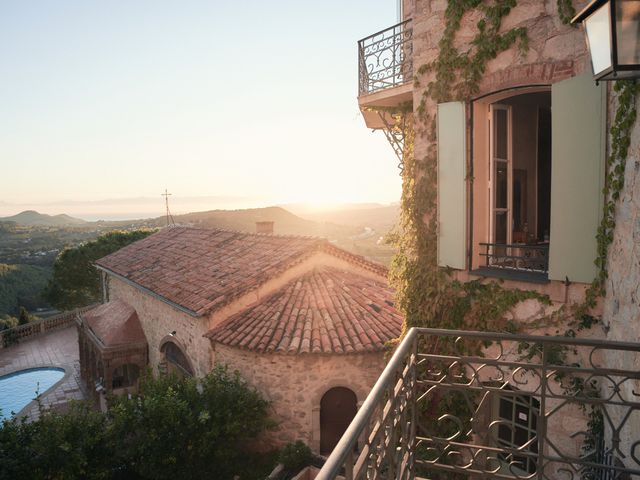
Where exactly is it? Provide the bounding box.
[255,221,274,235]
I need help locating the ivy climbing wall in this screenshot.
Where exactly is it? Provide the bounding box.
[602,85,640,461]
[390,0,596,335]
[603,85,640,338]
[388,0,640,463]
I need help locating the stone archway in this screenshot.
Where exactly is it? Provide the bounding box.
[159,338,195,377]
[320,386,358,455]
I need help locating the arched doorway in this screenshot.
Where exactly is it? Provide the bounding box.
[160,340,194,378]
[320,387,357,455]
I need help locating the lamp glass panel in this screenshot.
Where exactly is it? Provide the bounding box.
[616,0,640,65]
[585,3,613,74]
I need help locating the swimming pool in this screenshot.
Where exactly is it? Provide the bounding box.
[0,367,65,421]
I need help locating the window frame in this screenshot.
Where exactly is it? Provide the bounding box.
[492,389,541,476]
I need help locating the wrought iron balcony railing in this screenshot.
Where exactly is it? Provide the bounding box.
[480,242,550,274]
[317,328,640,480]
[358,20,413,96]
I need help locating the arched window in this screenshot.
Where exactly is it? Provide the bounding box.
[320,387,357,455]
[112,363,140,389]
[161,341,194,377]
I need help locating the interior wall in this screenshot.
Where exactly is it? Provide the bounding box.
[505,96,539,239]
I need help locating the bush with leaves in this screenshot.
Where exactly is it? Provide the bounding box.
[0,402,112,480]
[0,366,274,480]
[278,440,313,473]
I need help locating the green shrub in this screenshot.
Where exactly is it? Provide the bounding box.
[278,440,313,472]
[0,366,274,480]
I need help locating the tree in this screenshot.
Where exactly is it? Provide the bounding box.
[44,230,154,310]
[0,263,51,317]
[108,366,273,479]
[0,403,112,480]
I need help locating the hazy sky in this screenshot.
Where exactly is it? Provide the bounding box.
[0,1,402,215]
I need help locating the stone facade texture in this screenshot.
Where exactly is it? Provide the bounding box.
[407,0,595,302]
[602,87,640,464]
[396,0,639,469]
[102,245,398,452]
[213,343,387,451]
[108,277,212,377]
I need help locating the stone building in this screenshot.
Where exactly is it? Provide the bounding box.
[80,226,402,452]
[354,0,640,475]
[76,300,148,410]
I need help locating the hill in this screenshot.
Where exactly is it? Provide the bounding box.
[101,205,395,264]
[102,206,358,239]
[178,207,356,237]
[0,210,87,227]
[294,204,400,232]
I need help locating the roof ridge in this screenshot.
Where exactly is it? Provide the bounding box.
[162,225,329,242]
[319,242,388,277]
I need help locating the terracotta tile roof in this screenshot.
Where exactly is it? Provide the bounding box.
[82,300,147,348]
[205,267,403,354]
[95,227,386,317]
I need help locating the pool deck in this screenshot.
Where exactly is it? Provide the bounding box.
[0,325,86,420]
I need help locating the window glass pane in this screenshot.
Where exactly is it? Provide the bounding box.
[495,162,508,209]
[498,424,511,443]
[163,342,194,377]
[514,426,529,447]
[616,0,640,65]
[499,397,513,420]
[495,109,508,159]
[585,3,613,74]
[494,212,507,244]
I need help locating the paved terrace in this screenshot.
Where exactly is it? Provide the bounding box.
[0,325,86,420]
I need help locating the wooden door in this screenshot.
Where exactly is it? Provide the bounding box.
[320,387,357,456]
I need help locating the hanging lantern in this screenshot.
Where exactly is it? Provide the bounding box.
[572,0,640,81]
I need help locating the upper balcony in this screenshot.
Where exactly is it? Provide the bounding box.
[317,328,640,480]
[358,19,413,118]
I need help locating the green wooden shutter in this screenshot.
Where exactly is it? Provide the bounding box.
[549,74,605,283]
[437,102,467,269]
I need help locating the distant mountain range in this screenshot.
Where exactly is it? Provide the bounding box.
[0,203,399,233]
[0,210,88,227]
[0,204,399,265]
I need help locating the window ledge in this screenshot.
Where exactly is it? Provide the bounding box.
[470,267,550,284]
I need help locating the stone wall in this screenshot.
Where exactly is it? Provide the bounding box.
[410,0,591,192]
[408,0,594,302]
[602,88,640,468]
[213,343,387,452]
[108,278,211,377]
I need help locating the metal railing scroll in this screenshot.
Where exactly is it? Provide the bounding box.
[318,328,640,480]
[358,20,413,96]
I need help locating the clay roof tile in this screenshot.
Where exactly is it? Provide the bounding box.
[206,267,403,355]
[96,227,386,317]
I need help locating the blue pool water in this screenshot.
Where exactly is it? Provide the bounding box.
[0,367,65,420]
